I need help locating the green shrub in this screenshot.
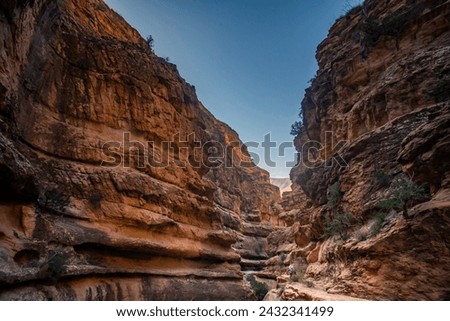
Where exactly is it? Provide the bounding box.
[360,4,425,48]
[370,211,386,235]
[372,171,391,188]
[267,252,276,258]
[394,180,429,217]
[360,16,381,47]
[323,212,353,239]
[305,280,314,288]
[343,1,362,16]
[290,120,303,136]
[341,231,350,241]
[246,275,269,301]
[327,182,342,207]
[376,198,402,211]
[146,35,154,52]
[291,275,299,282]
[376,179,429,218]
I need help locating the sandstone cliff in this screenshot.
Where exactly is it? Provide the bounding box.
[271,0,450,300]
[0,0,280,300]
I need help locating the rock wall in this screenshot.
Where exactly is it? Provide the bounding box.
[273,0,450,300]
[0,0,280,300]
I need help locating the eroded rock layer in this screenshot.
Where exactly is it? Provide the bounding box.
[0,0,280,300]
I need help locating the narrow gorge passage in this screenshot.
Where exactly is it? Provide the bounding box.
[1,0,449,301]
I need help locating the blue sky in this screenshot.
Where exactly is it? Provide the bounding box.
[105,0,362,178]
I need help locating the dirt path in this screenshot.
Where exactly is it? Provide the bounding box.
[266,278,366,301]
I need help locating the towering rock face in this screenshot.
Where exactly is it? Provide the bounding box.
[274,0,450,300]
[0,0,280,300]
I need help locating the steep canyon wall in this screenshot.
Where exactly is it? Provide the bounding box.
[0,0,280,300]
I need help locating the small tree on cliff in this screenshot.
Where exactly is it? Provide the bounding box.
[323,212,353,240]
[290,121,303,136]
[246,275,269,301]
[376,179,429,219]
[290,112,304,136]
[327,182,342,207]
[146,35,154,52]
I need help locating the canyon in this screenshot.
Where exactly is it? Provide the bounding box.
[0,0,449,300]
